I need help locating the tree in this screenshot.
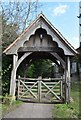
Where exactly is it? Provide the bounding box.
[2,14,19,50]
[1,15,17,95]
[1,1,40,34]
[1,1,40,95]
[26,59,52,78]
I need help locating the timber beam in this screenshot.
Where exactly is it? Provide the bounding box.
[18,47,63,52]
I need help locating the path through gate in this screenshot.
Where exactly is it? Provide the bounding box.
[17,77,65,103]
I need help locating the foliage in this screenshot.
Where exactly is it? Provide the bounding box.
[52,81,81,118]
[27,64,35,78]
[2,54,12,96]
[26,59,53,78]
[1,1,40,95]
[17,59,61,78]
[2,22,18,50]
[0,94,22,117]
[1,14,18,95]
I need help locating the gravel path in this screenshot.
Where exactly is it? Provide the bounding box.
[3,103,53,118]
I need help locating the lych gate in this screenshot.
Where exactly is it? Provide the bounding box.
[3,13,78,103]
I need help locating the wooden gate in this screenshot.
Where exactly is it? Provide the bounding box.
[17,77,65,103]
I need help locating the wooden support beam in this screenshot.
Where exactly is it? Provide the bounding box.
[51,52,65,69]
[18,79,20,99]
[10,54,18,96]
[67,56,70,102]
[38,80,41,102]
[18,47,63,52]
[38,76,42,102]
[60,80,63,97]
[18,47,53,52]
[65,56,70,103]
[16,52,32,70]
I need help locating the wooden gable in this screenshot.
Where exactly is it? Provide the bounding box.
[3,13,78,56]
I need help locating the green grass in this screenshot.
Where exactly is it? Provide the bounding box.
[0,104,2,117]
[0,100,22,118]
[52,81,81,118]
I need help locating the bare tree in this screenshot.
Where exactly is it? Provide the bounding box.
[0,0,41,49]
[0,0,41,95]
[1,0,40,31]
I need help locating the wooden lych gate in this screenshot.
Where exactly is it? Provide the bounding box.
[3,13,78,103]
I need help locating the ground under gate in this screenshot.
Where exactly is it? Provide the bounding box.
[17,77,65,103]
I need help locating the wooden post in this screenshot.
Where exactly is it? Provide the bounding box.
[18,76,20,99]
[60,78,63,98]
[65,69,68,102]
[38,76,42,102]
[65,56,70,103]
[10,53,31,98]
[67,56,70,102]
[10,54,18,97]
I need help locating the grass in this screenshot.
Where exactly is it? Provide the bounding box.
[0,99,22,118]
[52,81,81,118]
[0,81,81,119]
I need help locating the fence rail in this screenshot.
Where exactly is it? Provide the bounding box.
[17,77,65,103]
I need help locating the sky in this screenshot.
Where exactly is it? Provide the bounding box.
[37,2,79,49]
[0,1,80,49]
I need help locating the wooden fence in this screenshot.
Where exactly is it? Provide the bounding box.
[17,77,65,103]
